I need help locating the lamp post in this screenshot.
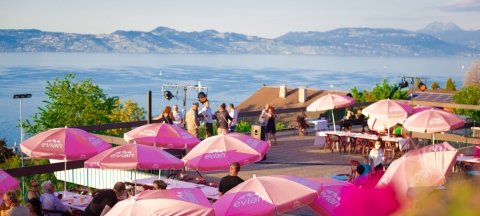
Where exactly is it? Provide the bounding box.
[13,93,32,204]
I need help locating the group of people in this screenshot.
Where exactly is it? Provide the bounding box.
[154,101,239,138]
[0,179,171,216]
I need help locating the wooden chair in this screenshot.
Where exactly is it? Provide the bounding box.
[184,177,205,184]
[338,136,350,154]
[68,187,89,195]
[384,141,396,164]
[201,181,219,188]
[167,172,189,181]
[324,134,337,152]
[142,185,155,191]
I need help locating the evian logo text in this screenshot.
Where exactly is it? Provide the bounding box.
[292,200,302,208]
[41,139,63,148]
[388,106,402,113]
[204,149,226,160]
[428,118,445,125]
[245,139,259,149]
[320,190,341,207]
[88,136,102,146]
[333,97,344,103]
[152,164,159,169]
[0,172,8,183]
[378,178,388,187]
[430,145,444,152]
[110,151,135,158]
[177,190,198,203]
[180,132,194,139]
[139,130,156,136]
[410,170,432,187]
[233,192,264,207]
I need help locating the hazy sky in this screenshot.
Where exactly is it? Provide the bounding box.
[1,0,479,38]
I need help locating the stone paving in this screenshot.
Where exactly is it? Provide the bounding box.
[186,128,367,215]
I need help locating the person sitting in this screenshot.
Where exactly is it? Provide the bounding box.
[3,190,30,216]
[83,182,126,216]
[153,180,167,190]
[361,156,371,176]
[296,110,308,135]
[392,124,403,137]
[318,113,326,120]
[26,180,41,202]
[40,181,72,216]
[219,162,244,197]
[352,165,369,187]
[26,198,42,216]
[355,108,365,119]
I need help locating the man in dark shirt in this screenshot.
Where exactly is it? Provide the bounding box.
[218,162,244,197]
[83,182,126,216]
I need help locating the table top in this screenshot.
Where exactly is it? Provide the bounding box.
[318,131,406,142]
[56,191,90,212]
[133,177,219,200]
[308,120,327,124]
[457,156,480,163]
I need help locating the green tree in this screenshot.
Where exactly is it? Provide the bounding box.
[452,85,480,121]
[351,78,408,102]
[108,99,146,137]
[444,78,456,91]
[22,73,144,137]
[430,81,439,90]
[0,137,16,163]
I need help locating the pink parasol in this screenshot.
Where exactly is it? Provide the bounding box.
[306,93,356,132]
[0,169,20,195]
[376,142,457,202]
[20,127,111,160]
[367,116,404,132]
[412,105,447,114]
[84,144,184,170]
[213,175,321,215]
[307,178,360,216]
[106,188,215,216]
[20,127,111,192]
[124,123,200,149]
[403,109,464,143]
[182,133,270,172]
[363,99,412,137]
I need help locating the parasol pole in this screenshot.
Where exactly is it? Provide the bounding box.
[388,118,390,138]
[332,109,336,132]
[135,168,137,195]
[64,156,67,195]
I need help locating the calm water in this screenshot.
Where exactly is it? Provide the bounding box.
[0,53,475,146]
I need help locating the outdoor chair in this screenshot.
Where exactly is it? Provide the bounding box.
[324,134,337,152]
[201,181,219,187]
[142,185,154,191]
[350,160,361,179]
[68,187,89,195]
[184,177,205,184]
[351,137,365,155]
[42,209,70,216]
[384,141,396,163]
[167,172,189,181]
[338,136,350,154]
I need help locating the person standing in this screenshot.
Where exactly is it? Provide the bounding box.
[218,162,244,197]
[185,103,200,138]
[40,181,71,216]
[2,190,29,216]
[266,106,278,145]
[215,103,233,135]
[369,139,385,173]
[199,101,213,138]
[228,103,238,132]
[172,104,184,128]
[259,104,270,124]
[83,182,126,216]
[153,106,175,124]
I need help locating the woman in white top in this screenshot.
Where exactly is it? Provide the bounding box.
[369,140,385,173]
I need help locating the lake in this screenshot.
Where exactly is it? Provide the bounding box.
[0,53,475,146]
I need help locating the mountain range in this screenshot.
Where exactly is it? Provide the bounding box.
[0,22,479,57]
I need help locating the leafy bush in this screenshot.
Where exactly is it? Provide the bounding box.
[275,122,287,130]
[235,121,251,133]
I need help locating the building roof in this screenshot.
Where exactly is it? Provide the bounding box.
[406,88,454,103]
[236,86,349,112]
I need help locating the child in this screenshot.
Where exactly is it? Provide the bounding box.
[361,156,371,176]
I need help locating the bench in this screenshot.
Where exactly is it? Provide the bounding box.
[340,118,368,131]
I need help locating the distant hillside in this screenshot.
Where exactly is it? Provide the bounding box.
[417,21,480,50]
[1,25,479,57]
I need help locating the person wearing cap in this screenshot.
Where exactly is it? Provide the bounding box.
[198,101,213,138]
[186,102,200,137]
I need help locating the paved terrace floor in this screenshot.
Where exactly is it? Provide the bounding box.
[188,128,366,216]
